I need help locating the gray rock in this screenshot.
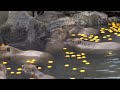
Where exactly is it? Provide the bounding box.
[73,11,108,26]
[0,11,48,50]
[60,11,82,16]
[92,11,108,25]
[35,11,65,23]
[47,17,76,33]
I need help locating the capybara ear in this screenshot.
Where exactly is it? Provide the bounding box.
[7,47,10,52]
[1,43,5,46]
[0,42,2,46]
[36,65,39,68]
[4,43,9,46]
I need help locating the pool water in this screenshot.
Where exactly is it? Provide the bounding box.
[3,46,120,79]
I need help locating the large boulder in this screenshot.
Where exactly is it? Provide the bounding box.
[0,11,48,50]
[59,11,82,16]
[73,11,108,26]
[47,17,76,33]
[35,11,65,23]
[102,11,120,17]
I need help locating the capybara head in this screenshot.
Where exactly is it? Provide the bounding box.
[22,64,38,75]
[66,38,82,46]
[0,44,11,57]
[0,44,9,51]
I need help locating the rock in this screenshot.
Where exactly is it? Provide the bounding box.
[35,11,65,23]
[102,11,120,17]
[47,17,76,33]
[73,11,108,26]
[0,11,8,26]
[60,11,82,16]
[92,11,108,25]
[0,11,49,50]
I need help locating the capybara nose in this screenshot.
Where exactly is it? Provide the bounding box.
[22,65,24,68]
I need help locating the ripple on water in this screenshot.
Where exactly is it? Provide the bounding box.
[107,71,117,73]
[84,75,120,79]
[96,69,109,72]
[112,61,120,64]
[106,77,120,79]
[109,65,116,67]
[105,58,119,61]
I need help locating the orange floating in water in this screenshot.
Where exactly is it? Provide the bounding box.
[69,52,74,54]
[10,72,15,74]
[70,78,76,79]
[7,68,11,70]
[71,34,76,36]
[112,22,116,27]
[64,64,69,67]
[63,48,67,50]
[76,54,81,57]
[77,57,81,59]
[72,68,77,70]
[16,72,22,74]
[38,67,42,70]
[81,53,85,55]
[116,23,119,26]
[65,55,70,58]
[65,52,70,54]
[47,66,52,68]
[85,62,90,65]
[71,55,76,58]
[108,38,112,41]
[80,70,86,72]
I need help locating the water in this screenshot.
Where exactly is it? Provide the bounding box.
[4,49,120,79]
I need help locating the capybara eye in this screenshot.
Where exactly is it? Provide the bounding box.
[36,65,39,68]
[7,48,10,52]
